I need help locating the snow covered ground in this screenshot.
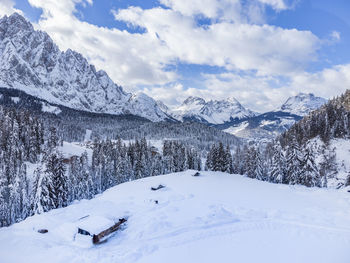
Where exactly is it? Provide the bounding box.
[41,102,62,115]
[58,141,93,163]
[331,139,350,185]
[310,137,350,188]
[1,171,350,263]
[122,139,173,154]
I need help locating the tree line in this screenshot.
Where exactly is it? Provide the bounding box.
[2,89,350,227]
[0,105,202,227]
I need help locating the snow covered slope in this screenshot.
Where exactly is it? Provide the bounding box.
[1,171,349,263]
[0,13,169,122]
[171,96,256,124]
[278,93,327,116]
[307,137,350,188]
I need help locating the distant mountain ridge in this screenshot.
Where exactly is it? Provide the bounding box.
[157,93,327,140]
[168,96,257,124]
[220,93,327,140]
[277,93,327,116]
[0,13,171,122]
[0,13,328,138]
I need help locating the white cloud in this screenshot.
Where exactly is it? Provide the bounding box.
[24,0,318,91]
[159,0,289,23]
[160,0,224,19]
[22,0,342,112]
[257,0,287,10]
[146,64,350,113]
[142,73,289,112]
[0,0,23,17]
[288,64,350,100]
[330,31,341,42]
[143,64,350,112]
[114,6,319,76]
[27,0,177,88]
[213,63,350,111]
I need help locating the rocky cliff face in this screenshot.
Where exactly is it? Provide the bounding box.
[0,13,169,122]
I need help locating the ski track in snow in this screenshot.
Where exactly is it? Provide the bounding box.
[1,171,350,263]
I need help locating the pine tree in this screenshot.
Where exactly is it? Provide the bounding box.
[33,165,54,213]
[319,146,337,187]
[285,138,303,185]
[48,127,59,150]
[223,145,233,173]
[299,144,321,187]
[232,145,245,175]
[245,146,257,179]
[45,152,68,209]
[269,143,286,183]
[205,145,214,171]
[205,143,232,173]
[255,148,265,181]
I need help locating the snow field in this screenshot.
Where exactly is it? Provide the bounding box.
[1,171,350,263]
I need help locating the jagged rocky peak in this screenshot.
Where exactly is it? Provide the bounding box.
[129,92,156,105]
[206,97,246,112]
[128,92,170,120]
[172,95,256,124]
[279,92,327,116]
[0,12,33,35]
[225,97,241,104]
[182,96,206,105]
[0,13,170,122]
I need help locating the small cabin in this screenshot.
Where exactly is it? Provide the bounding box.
[62,155,79,164]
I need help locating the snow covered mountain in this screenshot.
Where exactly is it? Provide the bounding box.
[170,96,257,124]
[0,13,170,122]
[278,93,327,116]
[1,170,349,263]
[156,100,172,115]
[220,93,327,140]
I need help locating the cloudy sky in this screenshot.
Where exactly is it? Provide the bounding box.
[1,0,350,112]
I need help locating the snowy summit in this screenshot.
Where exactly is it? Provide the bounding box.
[171,96,256,124]
[278,93,327,116]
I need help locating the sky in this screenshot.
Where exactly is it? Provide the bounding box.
[1,0,350,112]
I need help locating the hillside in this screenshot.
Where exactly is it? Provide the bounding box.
[1,171,349,263]
[255,89,350,188]
[280,90,350,146]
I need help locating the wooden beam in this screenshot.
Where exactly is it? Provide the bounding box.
[151,184,165,191]
[92,218,127,244]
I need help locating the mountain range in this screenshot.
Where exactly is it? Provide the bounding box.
[170,96,256,124]
[0,13,171,122]
[0,13,328,140]
[161,93,327,140]
[219,93,327,140]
